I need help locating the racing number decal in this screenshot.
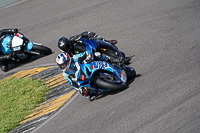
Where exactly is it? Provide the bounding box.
[93,62,108,69]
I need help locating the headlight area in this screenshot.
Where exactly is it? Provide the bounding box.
[118,70,127,83]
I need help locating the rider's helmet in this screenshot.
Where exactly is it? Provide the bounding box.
[56,52,71,71]
[57,37,71,52]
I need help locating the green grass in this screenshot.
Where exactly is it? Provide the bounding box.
[0,78,50,133]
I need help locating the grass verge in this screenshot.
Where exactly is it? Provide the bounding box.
[0,78,50,133]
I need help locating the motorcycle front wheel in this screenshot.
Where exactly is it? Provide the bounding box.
[95,73,127,90]
[124,66,136,80]
[32,44,52,55]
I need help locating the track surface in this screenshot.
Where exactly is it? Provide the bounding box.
[1,0,200,133]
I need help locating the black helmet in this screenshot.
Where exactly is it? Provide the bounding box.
[58,37,70,52]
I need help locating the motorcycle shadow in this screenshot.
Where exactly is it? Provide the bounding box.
[95,74,142,100]
[7,53,54,71]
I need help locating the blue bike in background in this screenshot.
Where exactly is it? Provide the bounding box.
[0,31,52,71]
[73,37,132,67]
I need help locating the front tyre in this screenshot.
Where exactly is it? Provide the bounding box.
[32,44,52,55]
[124,66,136,80]
[95,74,127,90]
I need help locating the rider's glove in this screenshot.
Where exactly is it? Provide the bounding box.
[12,28,18,33]
[81,31,96,39]
[70,35,81,44]
[111,57,123,63]
[88,32,96,39]
[122,57,131,65]
[83,53,92,64]
[83,59,90,64]
[105,56,111,62]
[94,52,101,58]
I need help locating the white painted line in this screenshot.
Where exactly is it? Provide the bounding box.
[0,0,27,10]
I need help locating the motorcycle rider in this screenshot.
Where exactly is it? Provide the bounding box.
[57,31,131,65]
[58,31,117,56]
[56,51,97,100]
[0,28,19,72]
[0,28,29,72]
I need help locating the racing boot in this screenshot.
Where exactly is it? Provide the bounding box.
[79,87,97,101]
[79,87,88,96]
[88,90,98,101]
[80,86,98,101]
[89,95,96,101]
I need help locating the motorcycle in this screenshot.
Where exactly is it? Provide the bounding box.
[78,37,132,65]
[76,59,136,101]
[0,32,52,71]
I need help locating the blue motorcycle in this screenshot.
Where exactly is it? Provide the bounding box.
[76,60,136,101]
[0,32,52,71]
[75,37,131,65]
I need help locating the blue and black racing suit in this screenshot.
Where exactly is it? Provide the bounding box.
[59,31,122,62]
[62,51,93,93]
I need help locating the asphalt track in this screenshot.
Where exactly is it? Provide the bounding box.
[0,0,200,133]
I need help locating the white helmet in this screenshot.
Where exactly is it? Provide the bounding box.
[56,52,71,71]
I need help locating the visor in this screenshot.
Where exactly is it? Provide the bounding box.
[58,60,70,71]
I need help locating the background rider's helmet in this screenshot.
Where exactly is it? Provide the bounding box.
[57,37,70,52]
[56,52,71,71]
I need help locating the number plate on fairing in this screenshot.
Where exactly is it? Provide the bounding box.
[13,46,21,51]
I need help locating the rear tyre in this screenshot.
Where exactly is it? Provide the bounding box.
[32,44,52,55]
[95,77,127,90]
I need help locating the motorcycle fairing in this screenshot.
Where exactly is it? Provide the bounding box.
[12,36,23,47]
[80,38,124,58]
[75,61,123,89]
[26,42,33,52]
[80,38,98,52]
[0,35,11,54]
[12,35,33,52]
[88,61,123,81]
[0,34,33,54]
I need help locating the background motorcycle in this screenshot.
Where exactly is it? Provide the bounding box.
[77,38,132,65]
[0,32,52,71]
